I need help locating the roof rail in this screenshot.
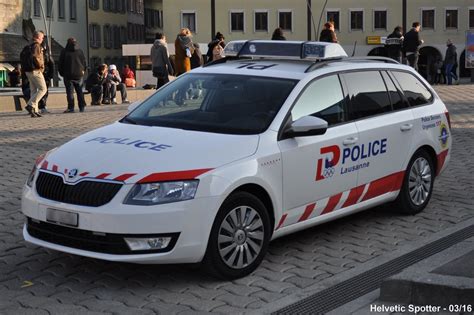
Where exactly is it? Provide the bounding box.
[305,56,400,73]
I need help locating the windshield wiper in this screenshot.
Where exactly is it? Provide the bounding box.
[120,116,137,125]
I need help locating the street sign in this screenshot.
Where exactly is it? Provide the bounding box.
[367,36,387,45]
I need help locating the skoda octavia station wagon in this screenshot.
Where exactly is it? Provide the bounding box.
[22,41,451,279]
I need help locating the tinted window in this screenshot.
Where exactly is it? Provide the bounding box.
[291,75,345,126]
[392,71,433,106]
[344,71,392,120]
[382,71,407,110]
[126,74,297,135]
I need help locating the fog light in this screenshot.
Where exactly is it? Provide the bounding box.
[124,237,172,251]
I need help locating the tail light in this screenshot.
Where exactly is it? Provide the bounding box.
[444,111,451,130]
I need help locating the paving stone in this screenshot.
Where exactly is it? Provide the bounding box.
[1,89,473,313]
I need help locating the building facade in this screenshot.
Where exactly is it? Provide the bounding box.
[160,0,474,79]
[30,0,88,60]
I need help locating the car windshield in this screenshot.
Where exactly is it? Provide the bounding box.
[123,73,298,134]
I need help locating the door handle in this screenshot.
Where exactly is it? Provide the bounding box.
[343,137,358,146]
[400,123,413,132]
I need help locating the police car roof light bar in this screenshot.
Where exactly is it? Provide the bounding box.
[223,40,348,60]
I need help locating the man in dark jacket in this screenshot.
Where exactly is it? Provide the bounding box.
[85,64,107,105]
[403,22,424,71]
[385,26,404,63]
[444,39,458,85]
[58,38,87,113]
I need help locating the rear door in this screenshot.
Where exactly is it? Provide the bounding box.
[341,70,414,201]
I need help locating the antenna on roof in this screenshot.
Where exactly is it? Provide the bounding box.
[351,41,357,57]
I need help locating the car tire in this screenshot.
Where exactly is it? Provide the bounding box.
[394,150,435,215]
[203,191,272,279]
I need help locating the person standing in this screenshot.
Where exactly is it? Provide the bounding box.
[444,39,458,85]
[319,22,338,43]
[385,26,404,63]
[58,37,87,113]
[174,28,194,76]
[271,27,286,40]
[206,32,225,63]
[23,31,47,118]
[404,22,424,71]
[150,33,174,90]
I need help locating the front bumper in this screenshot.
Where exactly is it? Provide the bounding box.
[22,184,221,264]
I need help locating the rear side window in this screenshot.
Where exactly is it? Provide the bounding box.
[291,75,346,126]
[391,71,433,106]
[381,71,408,110]
[343,71,392,120]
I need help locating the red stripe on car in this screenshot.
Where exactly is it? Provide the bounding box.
[436,149,449,176]
[320,192,343,215]
[361,171,405,202]
[298,203,316,222]
[79,172,89,177]
[342,185,366,208]
[113,173,137,182]
[96,173,111,179]
[138,168,214,183]
[276,214,288,230]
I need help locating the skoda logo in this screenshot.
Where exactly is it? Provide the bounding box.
[68,169,78,179]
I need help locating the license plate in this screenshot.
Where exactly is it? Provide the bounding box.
[46,208,78,227]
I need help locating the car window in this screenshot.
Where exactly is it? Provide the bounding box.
[125,73,297,134]
[291,75,345,126]
[381,71,408,111]
[391,71,433,106]
[344,71,392,120]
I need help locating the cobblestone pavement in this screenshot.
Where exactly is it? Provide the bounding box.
[0,85,473,314]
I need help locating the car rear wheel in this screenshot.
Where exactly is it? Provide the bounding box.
[394,150,434,214]
[204,191,271,279]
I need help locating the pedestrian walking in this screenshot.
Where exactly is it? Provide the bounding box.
[21,31,47,118]
[444,39,458,85]
[385,26,404,63]
[404,22,424,71]
[433,57,445,85]
[271,27,286,40]
[58,37,87,113]
[319,22,338,43]
[174,28,194,76]
[150,32,174,90]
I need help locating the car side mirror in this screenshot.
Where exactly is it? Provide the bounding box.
[128,101,141,112]
[283,116,328,139]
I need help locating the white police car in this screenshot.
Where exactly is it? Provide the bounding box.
[22,41,451,279]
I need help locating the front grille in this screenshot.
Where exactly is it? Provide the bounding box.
[35,171,123,207]
[27,218,180,255]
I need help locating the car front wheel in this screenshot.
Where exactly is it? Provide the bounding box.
[204,191,272,279]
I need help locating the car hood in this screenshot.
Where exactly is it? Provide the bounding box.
[39,122,259,184]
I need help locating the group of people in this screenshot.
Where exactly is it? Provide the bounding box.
[18,31,133,118]
[150,28,226,90]
[385,22,459,85]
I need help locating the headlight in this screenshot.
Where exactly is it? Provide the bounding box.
[26,166,36,187]
[124,180,199,205]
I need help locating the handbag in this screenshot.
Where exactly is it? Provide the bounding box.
[125,78,136,87]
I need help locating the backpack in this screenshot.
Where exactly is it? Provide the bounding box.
[20,44,36,72]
